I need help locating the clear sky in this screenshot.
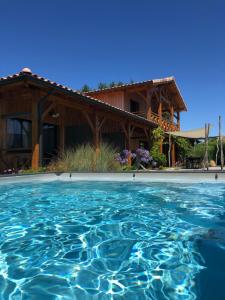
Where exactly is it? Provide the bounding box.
[0,0,224,135]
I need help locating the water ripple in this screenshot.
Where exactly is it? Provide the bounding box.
[0,181,224,299]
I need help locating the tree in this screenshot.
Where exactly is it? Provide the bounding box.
[80,84,91,93]
[98,82,108,90]
[109,81,116,88]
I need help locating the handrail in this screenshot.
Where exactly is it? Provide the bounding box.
[131,110,179,131]
[132,111,147,118]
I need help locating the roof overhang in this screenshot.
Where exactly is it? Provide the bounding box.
[86,77,187,112]
[0,71,158,128]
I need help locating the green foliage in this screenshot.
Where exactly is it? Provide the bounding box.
[49,143,121,172]
[189,139,217,161]
[109,81,116,88]
[189,143,205,159]
[150,127,167,166]
[95,144,121,171]
[101,81,124,89]
[162,112,171,121]
[20,167,48,174]
[79,80,130,92]
[80,84,91,93]
[152,127,165,141]
[150,144,167,167]
[174,137,192,161]
[98,82,108,90]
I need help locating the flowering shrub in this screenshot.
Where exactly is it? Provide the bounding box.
[115,149,135,165]
[136,148,152,164]
[116,148,152,167]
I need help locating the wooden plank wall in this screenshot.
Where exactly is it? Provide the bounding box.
[89,91,125,110]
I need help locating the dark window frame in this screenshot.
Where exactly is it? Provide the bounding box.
[130,99,140,113]
[7,118,32,151]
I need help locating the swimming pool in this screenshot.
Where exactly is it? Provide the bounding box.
[0,178,225,299]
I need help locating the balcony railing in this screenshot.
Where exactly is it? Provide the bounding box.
[131,111,179,131]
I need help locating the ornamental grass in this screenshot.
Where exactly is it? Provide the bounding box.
[48,143,121,172]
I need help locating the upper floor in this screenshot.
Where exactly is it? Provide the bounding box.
[85,77,187,131]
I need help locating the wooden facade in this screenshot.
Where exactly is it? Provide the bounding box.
[0,69,187,171]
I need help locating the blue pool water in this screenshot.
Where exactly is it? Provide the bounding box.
[0,180,225,300]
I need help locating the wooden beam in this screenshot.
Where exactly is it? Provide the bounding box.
[31,99,39,170]
[130,125,136,137]
[171,140,176,167]
[170,105,174,123]
[94,114,100,154]
[177,112,180,130]
[146,90,153,121]
[59,106,65,153]
[121,123,129,140]
[98,116,106,130]
[82,111,104,155]
[158,100,162,125]
[0,100,6,152]
[41,101,55,121]
[136,91,147,101]
[82,111,95,133]
[1,112,31,119]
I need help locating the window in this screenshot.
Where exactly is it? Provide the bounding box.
[7,119,31,149]
[130,100,140,113]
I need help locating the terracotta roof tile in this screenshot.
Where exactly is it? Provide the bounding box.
[0,68,158,126]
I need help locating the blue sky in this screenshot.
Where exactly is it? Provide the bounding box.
[0,0,224,135]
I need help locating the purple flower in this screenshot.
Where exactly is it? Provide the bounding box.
[135,148,152,164]
[115,149,136,165]
[131,153,136,159]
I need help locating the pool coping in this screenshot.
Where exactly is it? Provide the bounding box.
[0,170,225,184]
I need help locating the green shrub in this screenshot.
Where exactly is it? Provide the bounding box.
[174,137,193,161]
[189,139,217,161]
[49,143,121,172]
[150,127,167,167]
[150,144,167,167]
[20,167,48,174]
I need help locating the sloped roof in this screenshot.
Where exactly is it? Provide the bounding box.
[0,68,157,127]
[85,77,187,111]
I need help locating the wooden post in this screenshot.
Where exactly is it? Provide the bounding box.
[127,124,132,166]
[59,106,65,153]
[216,137,219,166]
[171,140,176,167]
[178,113,180,129]
[146,90,152,121]
[170,105,174,123]
[159,98,163,154]
[94,113,100,155]
[0,101,6,150]
[122,123,132,166]
[0,101,6,171]
[144,127,151,149]
[168,134,171,168]
[203,123,209,171]
[31,99,39,170]
[219,116,224,170]
[82,111,105,157]
[158,100,162,125]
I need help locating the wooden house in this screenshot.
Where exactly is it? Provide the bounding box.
[0,68,187,171]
